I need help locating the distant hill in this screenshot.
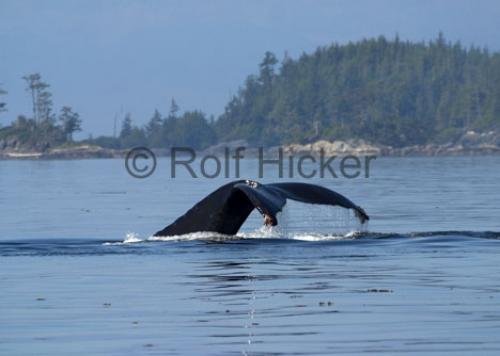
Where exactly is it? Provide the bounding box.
[215,34,500,147]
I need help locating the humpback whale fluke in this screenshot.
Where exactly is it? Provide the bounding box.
[153,180,369,237]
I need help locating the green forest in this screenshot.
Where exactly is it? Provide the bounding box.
[216,33,500,147]
[2,34,500,150]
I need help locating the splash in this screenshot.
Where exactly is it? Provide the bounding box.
[274,201,365,237]
[102,232,144,245]
[124,232,142,243]
[237,225,283,239]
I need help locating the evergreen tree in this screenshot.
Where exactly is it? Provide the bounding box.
[22,73,52,124]
[146,109,163,147]
[120,113,133,139]
[175,111,217,150]
[169,98,179,117]
[58,106,82,141]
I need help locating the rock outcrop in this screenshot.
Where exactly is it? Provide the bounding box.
[282,131,500,157]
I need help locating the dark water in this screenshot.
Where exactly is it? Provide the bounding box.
[1,156,500,355]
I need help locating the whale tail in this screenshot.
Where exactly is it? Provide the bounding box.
[154,180,369,237]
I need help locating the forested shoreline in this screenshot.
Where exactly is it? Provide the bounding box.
[1,34,499,155]
[215,33,500,147]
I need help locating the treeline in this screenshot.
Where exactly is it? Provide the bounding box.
[3,34,500,151]
[1,73,217,151]
[0,74,81,150]
[90,100,216,150]
[104,34,500,149]
[216,33,500,147]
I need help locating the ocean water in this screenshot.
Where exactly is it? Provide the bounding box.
[1,156,500,355]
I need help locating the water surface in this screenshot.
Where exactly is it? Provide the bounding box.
[1,156,500,355]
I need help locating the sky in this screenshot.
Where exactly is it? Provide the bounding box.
[1,0,500,137]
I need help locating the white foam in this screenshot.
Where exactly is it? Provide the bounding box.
[285,232,350,242]
[103,227,364,245]
[147,231,238,242]
[103,232,145,245]
[124,232,143,243]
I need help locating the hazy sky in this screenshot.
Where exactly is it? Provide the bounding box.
[1,0,500,137]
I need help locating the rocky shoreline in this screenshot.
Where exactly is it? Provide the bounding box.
[0,145,122,160]
[1,131,499,160]
[204,131,500,157]
[282,133,500,157]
